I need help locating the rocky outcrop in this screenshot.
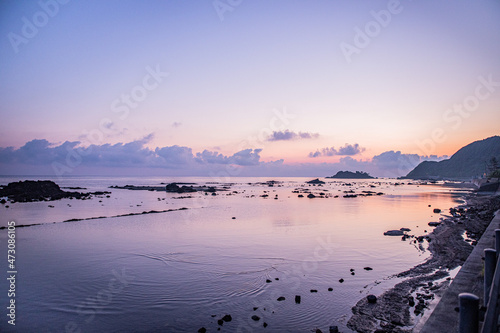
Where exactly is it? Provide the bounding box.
[0,180,104,202]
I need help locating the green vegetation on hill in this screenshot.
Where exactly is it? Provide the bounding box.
[405,136,500,179]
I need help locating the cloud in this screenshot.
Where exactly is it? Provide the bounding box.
[172,122,182,128]
[267,130,319,141]
[0,138,448,178]
[0,137,269,176]
[309,143,365,158]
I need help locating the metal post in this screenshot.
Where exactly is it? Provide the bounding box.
[459,293,479,333]
[485,248,497,305]
[495,229,500,255]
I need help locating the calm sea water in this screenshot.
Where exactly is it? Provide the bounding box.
[0,176,467,332]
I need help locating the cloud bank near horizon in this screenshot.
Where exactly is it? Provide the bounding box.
[0,138,448,178]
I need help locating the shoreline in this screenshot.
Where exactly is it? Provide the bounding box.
[347,190,500,333]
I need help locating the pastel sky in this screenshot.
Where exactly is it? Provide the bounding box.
[0,0,499,177]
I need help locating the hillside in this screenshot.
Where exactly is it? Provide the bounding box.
[405,136,500,179]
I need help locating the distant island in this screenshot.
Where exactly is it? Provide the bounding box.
[405,136,500,180]
[327,171,375,179]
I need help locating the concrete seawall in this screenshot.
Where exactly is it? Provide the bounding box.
[419,193,500,332]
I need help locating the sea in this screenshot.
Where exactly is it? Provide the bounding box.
[0,176,469,332]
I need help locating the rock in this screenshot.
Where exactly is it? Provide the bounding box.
[307,193,316,198]
[232,217,236,219]
[263,322,268,328]
[328,287,333,291]
[295,295,301,304]
[339,278,344,283]
[364,267,373,271]
[217,319,224,326]
[253,307,258,311]
[315,329,323,333]
[198,328,207,333]
[384,230,404,236]
[310,289,318,293]
[0,180,94,202]
[266,279,272,283]
[408,296,415,307]
[275,278,279,281]
[351,272,355,275]
[251,315,260,321]
[433,208,442,213]
[400,228,411,232]
[306,178,326,184]
[222,314,232,322]
[428,222,441,226]
[367,295,377,304]
[298,194,304,197]
[329,326,339,333]
[0,199,6,204]
[277,296,286,301]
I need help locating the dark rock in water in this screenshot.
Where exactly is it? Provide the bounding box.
[339,278,344,283]
[328,287,333,291]
[329,326,339,333]
[408,296,415,307]
[217,319,224,326]
[275,278,279,281]
[351,271,355,275]
[222,314,232,322]
[253,307,258,311]
[400,228,411,232]
[266,279,272,283]
[306,178,326,184]
[0,199,6,204]
[315,329,323,333]
[298,194,304,198]
[367,295,377,304]
[0,180,94,202]
[277,296,286,301]
[251,315,260,321]
[384,230,404,236]
[343,194,358,198]
[295,295,301,304]
[198,328,207,333]
[310,289,318,293]
[165,183,197,193]
[428,221,441,227]
[263,322,268,328]
[231,217,236,219]
[433,208,442,213]
[364,267,373,271]
[307,193,316,198]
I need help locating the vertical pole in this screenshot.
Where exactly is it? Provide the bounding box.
[485,248,497,306]
[459,293,479,333]
[495,229,500,255]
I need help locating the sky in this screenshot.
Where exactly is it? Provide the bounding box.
[0,0,499,177]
